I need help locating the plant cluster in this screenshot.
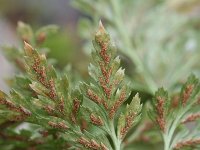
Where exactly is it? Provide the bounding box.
[1,19,200,150]
[1,1,200,149]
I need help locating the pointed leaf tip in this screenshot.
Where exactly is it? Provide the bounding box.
[96,20,106,35]
[24,41,33,55]
[135,93,139,98]
[17,21,25,27]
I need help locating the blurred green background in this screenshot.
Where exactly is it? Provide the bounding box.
[0,0,88,91]
[0,0,200,95]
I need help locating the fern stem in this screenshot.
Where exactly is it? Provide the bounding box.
[163,118,179,150]
[163,134,171,150]
[163,108,188,150]
[109,120,121,150]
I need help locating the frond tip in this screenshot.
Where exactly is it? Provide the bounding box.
[96,20,106,35]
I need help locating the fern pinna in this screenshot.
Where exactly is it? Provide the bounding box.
[0,22,142,150]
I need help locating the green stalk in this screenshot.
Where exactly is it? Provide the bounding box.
[109,120,121,150]
[163,108,189,150]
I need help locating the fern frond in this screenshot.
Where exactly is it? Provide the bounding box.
[80,21,142,149]
[150,74,200,150]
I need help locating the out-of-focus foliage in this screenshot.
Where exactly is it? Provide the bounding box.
[2,22,83,87]
[72,0,200,94]
[0,123,69,150]
[2,21,59,72]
